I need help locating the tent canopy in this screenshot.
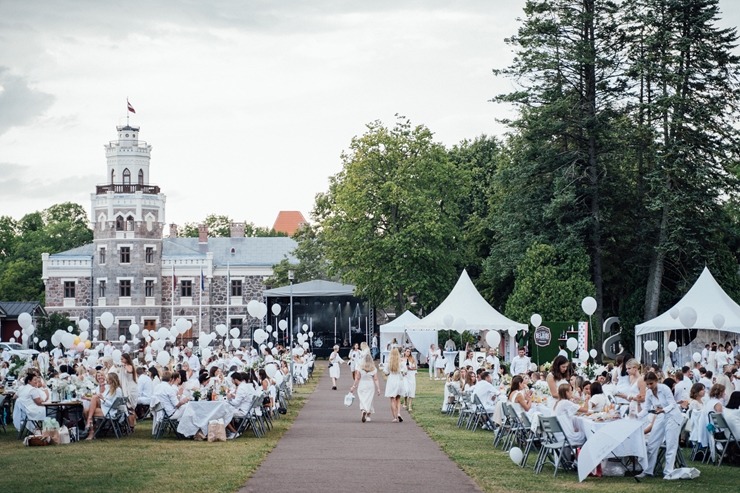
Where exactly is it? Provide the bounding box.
[263,279,355,298]
[405,270,527,332]
[635,267,740,336]
[379,310,430,356]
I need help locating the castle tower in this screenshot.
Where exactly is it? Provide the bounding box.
[88,124,167,337]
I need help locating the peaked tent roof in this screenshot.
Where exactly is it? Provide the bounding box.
[635,267,740,336]
[404,270,527,332]
[263,279,355,298]
[379,310,421,331]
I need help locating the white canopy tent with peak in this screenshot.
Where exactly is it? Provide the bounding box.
[635,266,740,366]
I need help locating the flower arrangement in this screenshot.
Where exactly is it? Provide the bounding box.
[541,361,552,372]
[76,378,97,394]
[47,378,70,393]
[532,380,551,397]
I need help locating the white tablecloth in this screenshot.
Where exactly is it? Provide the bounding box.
[575,416,647,469]
[176,401,235,437]
[443,351,457,374]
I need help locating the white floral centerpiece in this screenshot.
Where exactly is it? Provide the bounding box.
[532,380,551,398]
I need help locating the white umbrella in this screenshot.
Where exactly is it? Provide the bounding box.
[577,418,646,482]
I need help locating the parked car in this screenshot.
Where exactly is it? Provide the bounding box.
[0,342,40,359]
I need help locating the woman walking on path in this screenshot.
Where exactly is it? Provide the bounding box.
[384,347,404,422]
[402,348,418,411]
[350,353,381,422]
[329,345,344,390]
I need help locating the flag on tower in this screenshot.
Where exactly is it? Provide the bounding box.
[200,268,205,290]
[127,99,136,114]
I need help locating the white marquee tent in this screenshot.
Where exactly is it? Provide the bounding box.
[635,266,740,365]
[404,270,528,360]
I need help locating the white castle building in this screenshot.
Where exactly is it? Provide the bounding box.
[42,123,296,341]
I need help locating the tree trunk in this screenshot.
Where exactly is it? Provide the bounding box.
[644,205,668,320]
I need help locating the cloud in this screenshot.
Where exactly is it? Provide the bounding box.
[0,68,55,136]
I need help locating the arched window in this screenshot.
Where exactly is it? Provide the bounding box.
[115,216,124,231]
[123,168,131,185]
[126,215,135,231]
[138,169,144,185]
[111,169,116,184]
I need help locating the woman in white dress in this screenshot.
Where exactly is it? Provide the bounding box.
[113,352,139,431]
[428,344,439,380]
[614,358,646,413]
[587,382,608,412]
[348,343,361,380]
[715,345,729,375]
[552,383,588,445]
[383,347,404,422]
[329,345,344,390]
[546,355,572,397]
[401,348,418,411]
[508,375,533,416]
[350,354,381,423]
[85,372,124,440]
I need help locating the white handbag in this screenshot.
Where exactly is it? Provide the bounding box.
[343,392,355,407]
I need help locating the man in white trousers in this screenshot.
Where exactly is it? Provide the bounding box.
[638,371,683,479]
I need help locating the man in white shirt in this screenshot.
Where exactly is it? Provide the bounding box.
[638,373,683,478]
[485,348,500,381]
[185,347,201,373]
[672,368,691,402]
[473,371,498,414]
[135,367,153,418]
[510,347,531,376]
[152,371,189,420]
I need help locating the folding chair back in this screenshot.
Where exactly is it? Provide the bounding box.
[710,412,738,467]
[535,415,576,476]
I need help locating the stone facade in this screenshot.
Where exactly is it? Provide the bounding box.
[42,122,296,341]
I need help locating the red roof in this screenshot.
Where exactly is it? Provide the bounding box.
[272,211,307,236]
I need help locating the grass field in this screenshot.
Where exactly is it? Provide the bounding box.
[409,373,740,493]
[0,366,322,493]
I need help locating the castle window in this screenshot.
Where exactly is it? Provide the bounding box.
[119,280,131,297]
[116,216,124,231]
[98,280,106,297]
[123,168,131,185]
[126,215,134,231]
[145,247,154,263]
[181,280,192,297]
[231,279,243,298]
[120,246,130,264]
[145,279,154,297]
[99,247,106,264]
[138,169,144,185]
[64,281,75,298]
[111,169,115,184]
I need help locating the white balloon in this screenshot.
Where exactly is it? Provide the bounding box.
[273,331,278,338]
[62,333,75,349]
[278,320,288,331]
[230,327,240,338]
[141,329,149,338]
[530,314,542,328]
[529,362,538,372]
[507,326,517,338]
[156,351,171,366]
[308,331,314,338]
[302,342,309,349]
[669,307,680,319]
[158,327,170,340]
[40,340,48,348]
[293,347,304,356]
[265,363,278,377]
[215,324,227,336]
[187,341,194,348]
[566,337,578,352]
[692,352,702,363]
[443,314,454,328]
[454,318,467,334]
[79,331,89,341]
[267,342,274,349]
[485,330,501,348]
[67,326,73,333]
[271,348,278,356]
[713,314,725,329]
[119,335,126,342]
[581,296,597,316]
[232,338,241,348]
[132,337,140,345]
[100,312,114,329]
[175,318,188,332]
[51,333,59,347]
[13,330,20,338]
[509,447,524,466]
[302,324,308,332]
[112,349,122,364]
[258,302,268,318]
[17,312,32,329]
[668,341,678,353]
[247,300,260,318]
[679,307,697,328]
[23,324,35,335]
[271,304,282,316]
[33,336,39,343]
[223,339,231,348]
[201,348,212,361]
[589,349,598,359]
[129,324,140,336]
[643,341,654,353]
[78,319,90,331]
[9,337,15,343]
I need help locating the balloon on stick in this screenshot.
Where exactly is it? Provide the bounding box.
[530,314,542,328]
[485,330,501,348]
[581,296,597,316]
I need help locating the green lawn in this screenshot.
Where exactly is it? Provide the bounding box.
[0,366,321,493]
[410,374,740,493]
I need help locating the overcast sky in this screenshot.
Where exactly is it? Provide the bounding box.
[1,1,738,230]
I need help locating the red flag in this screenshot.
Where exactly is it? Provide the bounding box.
[127,99,136,114]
